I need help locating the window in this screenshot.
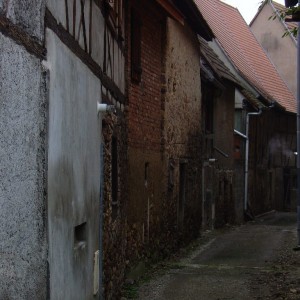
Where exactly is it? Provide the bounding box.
[131,9,142,83]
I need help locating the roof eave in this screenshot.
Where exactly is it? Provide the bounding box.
[155,0,185,25]
[172,0,214,40]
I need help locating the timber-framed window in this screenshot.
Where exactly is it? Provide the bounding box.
[131,9,142,83]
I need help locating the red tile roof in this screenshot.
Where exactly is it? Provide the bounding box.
[194,0,296,113]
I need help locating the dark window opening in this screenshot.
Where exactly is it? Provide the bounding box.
[178,163,186,228]
[144,162,149,188]
[131,9,142,83]
[111,136,118,219]
[74,222,87,251]
[205,97,214,134]
[201,84,214,134]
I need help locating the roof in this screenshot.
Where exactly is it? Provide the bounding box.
[270,1,298,32]
[155,0,214,40]
[199,36,240,86]
[194,0,296,113]
[199,36,265,109]
[172,0,214,40]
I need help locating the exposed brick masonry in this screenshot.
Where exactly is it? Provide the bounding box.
[127,1,164,152]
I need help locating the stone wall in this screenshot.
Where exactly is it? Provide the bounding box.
[102,111,128,300]
[163,18,202,239]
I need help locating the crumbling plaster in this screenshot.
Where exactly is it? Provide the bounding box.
[1,0,46,41]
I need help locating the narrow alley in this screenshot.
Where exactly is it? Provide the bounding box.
[136,212,300,300]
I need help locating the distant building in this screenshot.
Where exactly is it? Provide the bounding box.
[195,0,297,216]
[250,0,297,97]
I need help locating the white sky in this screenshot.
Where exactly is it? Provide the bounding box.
[221,0,285,24]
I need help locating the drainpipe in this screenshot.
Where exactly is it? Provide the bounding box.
[244,109,262,212]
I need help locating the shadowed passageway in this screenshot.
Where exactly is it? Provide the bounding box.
[137,212,300,300]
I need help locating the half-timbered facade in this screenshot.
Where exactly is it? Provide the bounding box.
[45,1,127,299]
[1,0,127,299]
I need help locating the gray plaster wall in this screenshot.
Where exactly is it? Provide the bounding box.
[0,0,45,41]
[250,4,297,98]
[47,28,101,300]
[0,33,48,299]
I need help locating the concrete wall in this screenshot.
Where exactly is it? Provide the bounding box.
[0,1,48,299]
[250,4,297,97]
[46,28,101,300]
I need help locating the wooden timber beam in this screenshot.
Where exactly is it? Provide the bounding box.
[156,0,185,25]
[45,8,126,105]
[0,13,46,59]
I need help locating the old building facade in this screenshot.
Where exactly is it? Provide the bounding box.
[1,0,297,299]
[0,0,213,298]
[1,0,126,298]
[124,0,212,288]
[250,0,297,98]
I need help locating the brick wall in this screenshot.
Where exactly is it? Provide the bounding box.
[125,0,168,277]
[127,0,164,152]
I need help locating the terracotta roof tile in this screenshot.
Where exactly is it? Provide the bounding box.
[194,0,296,113]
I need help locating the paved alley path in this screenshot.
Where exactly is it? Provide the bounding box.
[137,212,300,300]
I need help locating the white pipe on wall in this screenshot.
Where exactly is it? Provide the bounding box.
[97,103,116,114]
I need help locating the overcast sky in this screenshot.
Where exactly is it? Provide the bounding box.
[221,0,285,24]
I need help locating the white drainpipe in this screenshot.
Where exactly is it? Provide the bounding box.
[97,103,116,114]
